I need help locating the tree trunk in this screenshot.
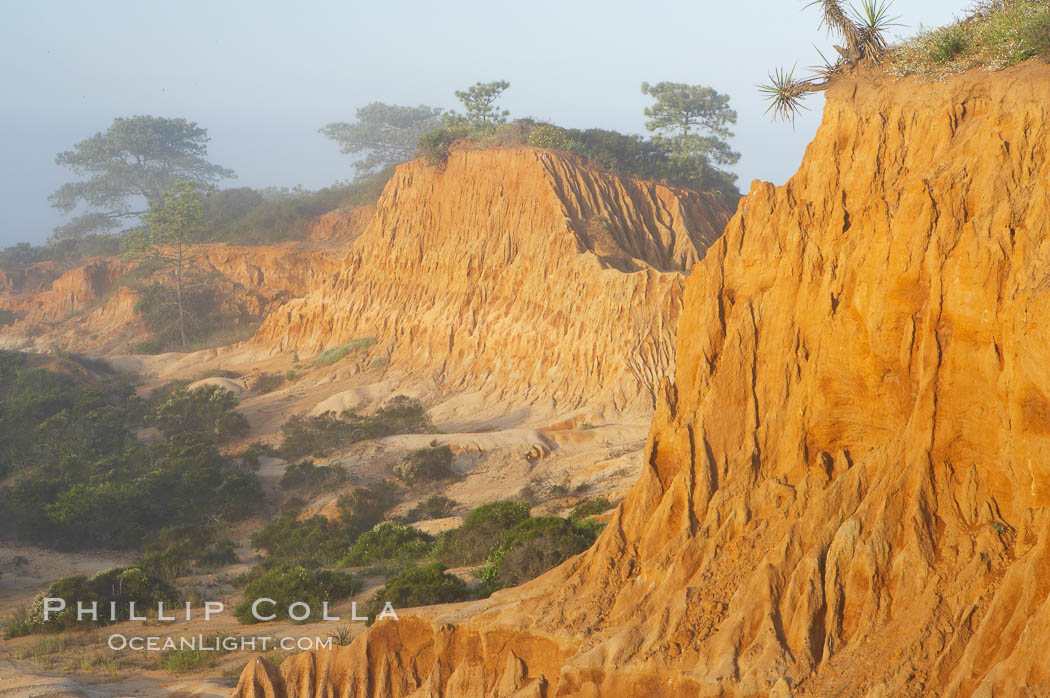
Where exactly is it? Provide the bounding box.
[176,238,187,348]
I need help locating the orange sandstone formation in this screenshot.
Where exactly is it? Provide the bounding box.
[0,244,346,354]
[234,63,1050,697]
[253,148,733,414]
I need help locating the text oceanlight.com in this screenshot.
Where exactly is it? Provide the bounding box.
[108,634,339,652]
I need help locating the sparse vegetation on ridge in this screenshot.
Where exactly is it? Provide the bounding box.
[760,0,1050,121]
[415,80,741,197]
[889,0,1050,76]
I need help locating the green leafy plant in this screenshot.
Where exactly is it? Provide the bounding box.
[433,499,531,566]
[392,444,454,484]
[275,396,432,460]
[476,516,601,594]
[403,495,458,523]
[25,567,178,632]
[361,562,472,624]
[234,565,360,624]
[340,522,434,567]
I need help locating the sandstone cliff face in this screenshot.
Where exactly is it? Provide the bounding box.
[0,244,345,353]
[234,63,1050,697]
[253,148,733,414]
[308,204,376,242]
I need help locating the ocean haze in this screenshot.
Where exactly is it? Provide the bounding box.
[1,0,966,247]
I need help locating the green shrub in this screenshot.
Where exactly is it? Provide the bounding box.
[361,562,471,623]
[234,565,360,624]
[392,444,453,484]
[310,345,352,366]
[434,499,531,566]
[930,23,971,63]
[160,645,223,673]
[0,352,261,550]
[568,497,613,521]
[132,339,163,354]
[340,522,433,567]
[404,495,458,523]
[250,372,285,393]
[0,236,122,272]
[476,516,600,594]
[250,510,353,567]
[2,607,34,639]
[201,172,393,245]
[136,525,217,580]
[526,123,575,150]
[250,485,395,567]
[308,338,376,367]
[201,368,241,379]
[26,567,178,632]
[146,382,249,443]
[279,460,348,492]
[417,128,459,167]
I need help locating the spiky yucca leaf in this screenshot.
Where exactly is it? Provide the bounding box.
[758,66,822,123]
[850,0,902,55]
[810,44,844,79]
[806,0,863,50]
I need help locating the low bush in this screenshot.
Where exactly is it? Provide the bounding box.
[136,525,229,580]
[568,497,613,521]
[0,352,261,550]
[279,460,348,493]
[476,516,600,594]
[339,522,433,567]
[146,382,249,443]
[308,338,375,367]
[361,562,471,623]
[0,236,122,272]
[234,565,360,624]
[250,485,396,567]
[393,444,453,484]
[403,495,458,523]
[203,172,393,245]
[416,128,460,167]
[433,499,531,566]
[276,396,432,460]
[250,372,285,393]
[160,644,226,673]
[25,567,178,632]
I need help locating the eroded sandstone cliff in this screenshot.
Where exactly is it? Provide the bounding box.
[233,62,1050,697]
[0,244,347,354]
[253,148,733,414]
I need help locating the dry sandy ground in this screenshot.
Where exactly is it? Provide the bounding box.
[0,347,648,696]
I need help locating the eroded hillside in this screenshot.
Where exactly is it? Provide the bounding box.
[233,62,1050,697]
[252,148,733,416]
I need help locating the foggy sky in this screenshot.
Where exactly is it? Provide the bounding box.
[1,0,967,247]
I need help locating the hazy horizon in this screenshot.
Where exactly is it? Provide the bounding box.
[1,0,966,247]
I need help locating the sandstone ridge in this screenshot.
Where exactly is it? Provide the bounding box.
[233,62,1050,697]
[252,148,734,415]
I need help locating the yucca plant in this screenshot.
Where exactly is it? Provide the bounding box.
[853,0,904,54]
[758,66,822,124]
[761,0,900,121]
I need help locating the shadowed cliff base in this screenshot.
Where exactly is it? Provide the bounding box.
[233,61,1050,697]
